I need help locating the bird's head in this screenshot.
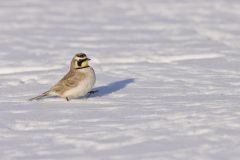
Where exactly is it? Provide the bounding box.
[71,53,91,70]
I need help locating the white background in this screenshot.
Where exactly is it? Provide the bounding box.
[0,0,240,159]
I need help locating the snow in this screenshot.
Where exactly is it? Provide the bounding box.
[1,0,240,159]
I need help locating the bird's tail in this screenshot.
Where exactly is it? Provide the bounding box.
[29,91,51,101]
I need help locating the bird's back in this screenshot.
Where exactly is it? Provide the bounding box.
[51,67,95,99]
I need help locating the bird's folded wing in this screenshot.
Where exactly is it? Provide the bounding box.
[51,71,86,94]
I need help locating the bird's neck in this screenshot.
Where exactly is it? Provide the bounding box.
[75,66,90,70]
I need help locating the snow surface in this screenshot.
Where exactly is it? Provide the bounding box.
[1,0,240,159]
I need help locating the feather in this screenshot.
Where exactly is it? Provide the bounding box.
[29,91,50,101]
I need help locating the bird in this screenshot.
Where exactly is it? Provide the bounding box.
[29,53,96,101]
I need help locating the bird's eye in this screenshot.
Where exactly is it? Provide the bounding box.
[77,61,82,66]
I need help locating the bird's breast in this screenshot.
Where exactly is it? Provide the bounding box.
[63,67,96,99]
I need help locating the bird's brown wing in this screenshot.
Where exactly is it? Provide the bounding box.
[51,71,86,95]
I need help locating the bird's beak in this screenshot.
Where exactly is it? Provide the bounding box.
[87,58,91,61]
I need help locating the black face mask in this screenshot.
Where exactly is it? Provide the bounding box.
[77,59,87,66]
[77,60,83,66]
[76,58,89,69]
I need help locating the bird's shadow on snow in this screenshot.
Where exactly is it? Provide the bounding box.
[88,78,135,98]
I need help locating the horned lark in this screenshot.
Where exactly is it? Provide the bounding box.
[30,53,96,101]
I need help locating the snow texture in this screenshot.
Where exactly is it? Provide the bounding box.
[0,0,240,159]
